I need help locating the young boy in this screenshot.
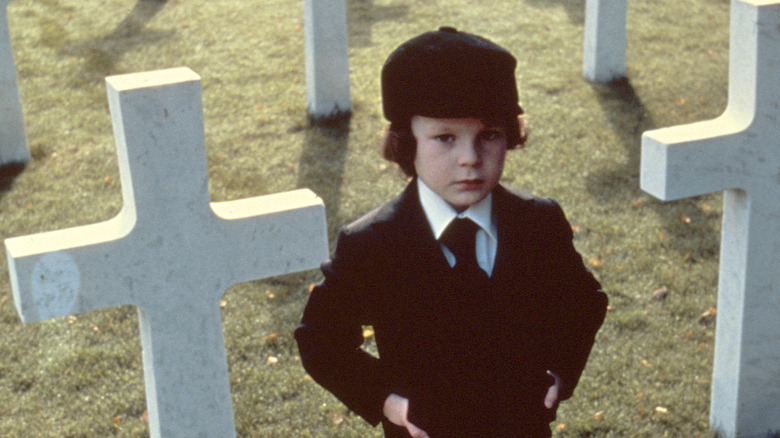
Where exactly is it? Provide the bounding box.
[295,27,608,438]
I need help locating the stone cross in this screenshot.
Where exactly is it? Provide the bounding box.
[4,67,329,438]
[303,0,351,122]
[583,0,627,82]
[0,0,30,165]
[640,1,779,436]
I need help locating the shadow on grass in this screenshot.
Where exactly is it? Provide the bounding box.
[297,114,351,242]
[59,0,174,86]
[587,77,653,204]
[346,0,410,48]
[525,0,585,23]
[589,77,721,260]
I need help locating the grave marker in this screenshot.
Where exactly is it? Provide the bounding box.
[4,67,329,438]
[304,0,351,121]
[0,0,30,165]
[583,0,627,82]
[640,1,780,436]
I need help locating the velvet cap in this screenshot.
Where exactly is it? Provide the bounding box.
[381,27,523,123]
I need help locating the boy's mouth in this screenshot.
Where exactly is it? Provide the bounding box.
[455,178,484,189]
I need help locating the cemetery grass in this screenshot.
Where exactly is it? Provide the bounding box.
[0,0,730,436]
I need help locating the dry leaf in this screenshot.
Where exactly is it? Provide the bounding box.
[652,287,669,300]
[308,283,316,292]
[681,215,691,224]
[698,306,717,323]
[594,410,605,420]
[588,256,602,268]
[142,411,149,423]
[220,300,227,309]
[362,328,375,339]
[655,406,669,414]
[332,414,345,425]
[555,423,566,432]
[267,356,279,365]
[112,415,122,427]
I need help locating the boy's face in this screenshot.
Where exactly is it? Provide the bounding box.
[411,116,507,211]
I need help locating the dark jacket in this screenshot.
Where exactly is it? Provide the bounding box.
[295,181,608,437]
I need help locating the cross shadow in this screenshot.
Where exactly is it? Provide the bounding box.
[588,77,721,259]
[525,0,585,24]
[296,114,351,242]
[586,77,653,204]
[346,0,409,48]
[59,0,173,87]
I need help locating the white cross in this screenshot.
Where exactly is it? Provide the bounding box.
[0,0,30,165]
[641,1,780,436]
[583,0,627,82]
[4,67,329,438]
[304,0,351,121]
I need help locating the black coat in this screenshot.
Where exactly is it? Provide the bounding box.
[295,181,608,437]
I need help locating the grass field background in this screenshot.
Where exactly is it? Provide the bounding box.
[1,0,730,436]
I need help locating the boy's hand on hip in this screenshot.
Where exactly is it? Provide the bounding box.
[544,370,561,409]
[383,393,430,438]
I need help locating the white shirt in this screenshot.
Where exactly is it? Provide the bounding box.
[417,178,498,276]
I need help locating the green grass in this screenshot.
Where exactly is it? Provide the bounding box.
[0,0,730,436]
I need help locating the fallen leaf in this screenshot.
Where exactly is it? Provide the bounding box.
[698,306,717,323]
[676,97,686,106]
[555,423,566,431]
[332,414,344,425]
[267,356,279,365]
[142,411,149,423]
[308,283,316,292]
[655,406,669,414]
[220,300,227,309]
[362,328,375,339]
[641,359,650,367]
[594,410,605,420]
[112,415,122,427]
[652,287,669,300]
[681,215,691,224]
[588,256,602,268]
[265,289,275,299]
[67,315,78,324]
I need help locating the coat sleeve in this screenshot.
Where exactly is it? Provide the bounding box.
[294,228,392,426]
[541,200,608,401]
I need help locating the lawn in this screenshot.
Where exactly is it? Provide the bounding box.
[0,0,729,436]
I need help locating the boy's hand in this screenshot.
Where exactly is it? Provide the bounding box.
[544,370,561,409]
[383,393,430,438]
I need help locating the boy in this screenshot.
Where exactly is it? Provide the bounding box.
[295,27,608,437]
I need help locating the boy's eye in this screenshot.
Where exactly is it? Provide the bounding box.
[435,134,456,143]
[481,130,505,141]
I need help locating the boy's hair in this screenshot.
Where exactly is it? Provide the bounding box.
[380,27,527,177]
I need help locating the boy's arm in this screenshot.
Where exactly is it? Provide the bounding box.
[543,200,609,401]
[294,230,392,426]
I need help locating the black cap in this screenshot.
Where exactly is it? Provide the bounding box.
[381,27,522,123]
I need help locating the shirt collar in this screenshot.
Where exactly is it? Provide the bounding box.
[417,178,497,242]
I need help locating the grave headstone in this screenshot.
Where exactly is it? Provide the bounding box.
[640,1,780,436]
[303,0,351,122]
[583,0,627,82]
[4,67,329,438]
[0,0,30,165]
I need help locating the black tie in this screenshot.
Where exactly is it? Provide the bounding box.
[439,218,487,281]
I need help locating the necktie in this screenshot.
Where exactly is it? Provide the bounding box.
[439,218,487,281]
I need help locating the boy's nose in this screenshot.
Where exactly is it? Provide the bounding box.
[458,140,482,166]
